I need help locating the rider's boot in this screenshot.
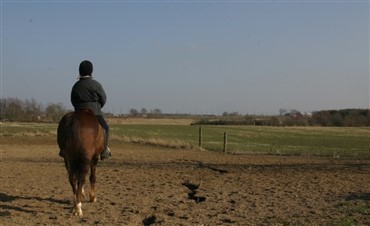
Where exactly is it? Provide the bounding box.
[100,131,111,160]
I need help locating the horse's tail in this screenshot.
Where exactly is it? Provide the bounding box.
[66,113,82,155]
[67,113,91,183]
[69,154,91,182]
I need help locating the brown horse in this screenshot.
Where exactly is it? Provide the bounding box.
[57,110,105,217]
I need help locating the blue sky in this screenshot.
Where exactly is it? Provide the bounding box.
[1,1,369,115]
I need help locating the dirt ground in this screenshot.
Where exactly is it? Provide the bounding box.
[1,138,370,226]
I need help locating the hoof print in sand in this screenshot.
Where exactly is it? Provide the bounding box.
[182,182,206,203]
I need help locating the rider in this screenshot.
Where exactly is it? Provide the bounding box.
[59,60,111,160]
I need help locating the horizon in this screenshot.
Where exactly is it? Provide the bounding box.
[1,96,369,117]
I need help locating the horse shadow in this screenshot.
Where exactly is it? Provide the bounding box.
[0,192,70,216]
[344,192,370,201]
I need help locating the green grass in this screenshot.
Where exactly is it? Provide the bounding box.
[2,122,370,157]
[112,124,370,156]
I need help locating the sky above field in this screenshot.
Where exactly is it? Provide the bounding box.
[1,0,369,115]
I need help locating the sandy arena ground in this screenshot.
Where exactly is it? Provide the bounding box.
[1,137,370,225]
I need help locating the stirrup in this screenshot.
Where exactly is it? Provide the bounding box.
[100,147,111,160]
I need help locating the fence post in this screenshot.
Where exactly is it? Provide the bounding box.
[223,132,227,153]
[199,127,202,147]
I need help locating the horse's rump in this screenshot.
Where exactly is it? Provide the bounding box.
[57,110,104,160]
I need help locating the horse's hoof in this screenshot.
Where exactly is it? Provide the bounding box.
[73,210,83,217]
[90,196,97,202]
[73,203,83,217]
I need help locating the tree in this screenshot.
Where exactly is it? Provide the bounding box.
[45,102,66,122]
[24,98,43,121]
[129,108,139,116]
[0,98,8,121]
[279,108,288,116]
[229,112,240,117]
[6,98,23,121]
[151,108,162,115]
[141,108,148,115]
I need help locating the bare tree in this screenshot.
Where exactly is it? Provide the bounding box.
[5,98,23,121]
[45,102,66,122]
[151,108,162,115]
[129,108,139,116]
[24,98,43,121]
[279,108,288,116]
[141,108,148,115]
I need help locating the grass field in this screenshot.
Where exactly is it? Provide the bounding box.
[1,119,370,157]
[112,124,370,157]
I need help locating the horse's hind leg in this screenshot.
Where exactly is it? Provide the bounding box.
[74,181,85,217]
[89,158,98,202]
[68,173,80,216]
[74,164,90,217]
[81,185,85,198]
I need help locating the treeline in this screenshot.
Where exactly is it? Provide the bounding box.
[193,109,370,127]
[128,108,163,117]
[0,98,68,122]
[2,97,370,127]
[311,109,370,127]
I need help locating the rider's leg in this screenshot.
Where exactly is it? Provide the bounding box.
[96,115,111,160]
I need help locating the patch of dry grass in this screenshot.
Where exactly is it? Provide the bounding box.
[107,117,195,126]
[110,133,194,150]
[1,123,57,137]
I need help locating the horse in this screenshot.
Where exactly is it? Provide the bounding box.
[57,110,105,217]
